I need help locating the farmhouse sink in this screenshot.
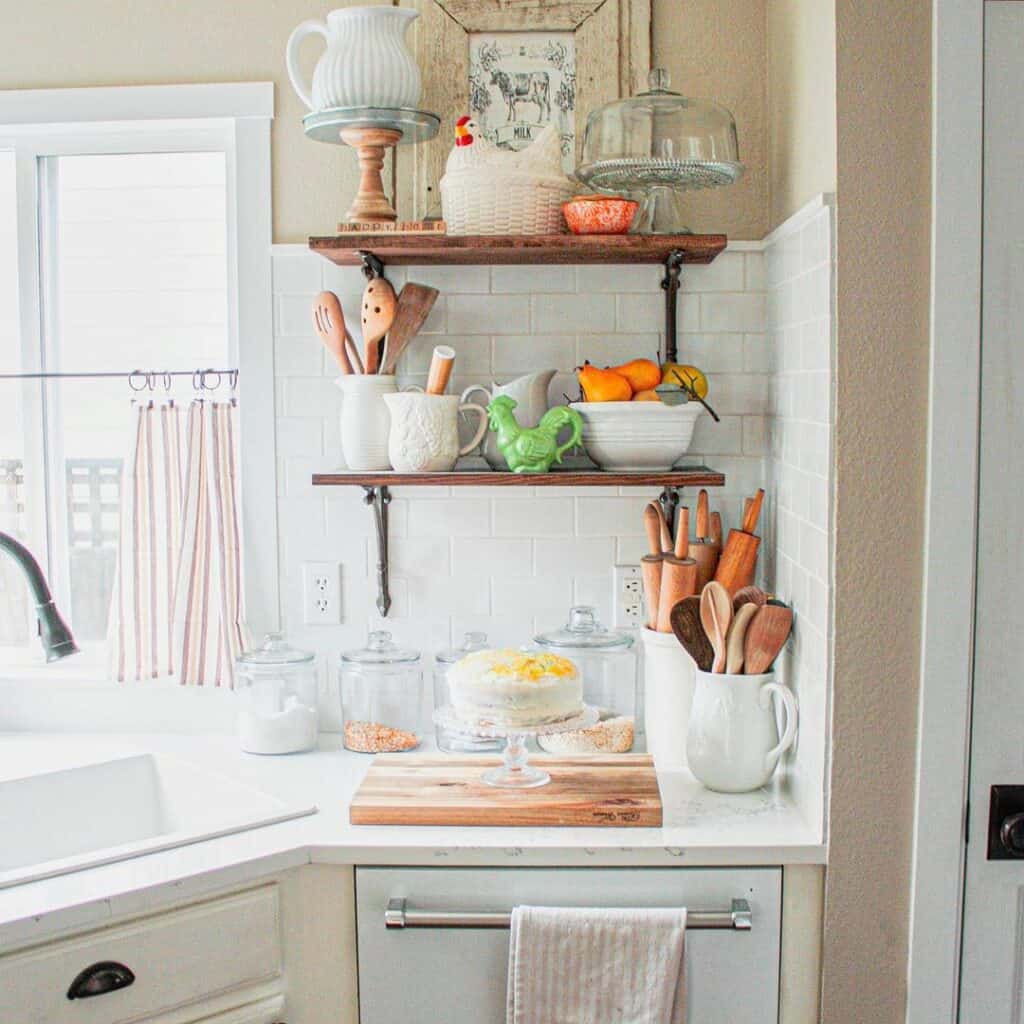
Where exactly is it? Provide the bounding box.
[0,752,316,889]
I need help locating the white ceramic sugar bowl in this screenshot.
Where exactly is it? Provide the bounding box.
[286,6,422,112]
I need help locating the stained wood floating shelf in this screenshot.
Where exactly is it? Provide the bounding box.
[312,467,725,488]
[315,467,725,618]
[308,232,727,267]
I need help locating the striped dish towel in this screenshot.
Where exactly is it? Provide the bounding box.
[506,906,687,1024]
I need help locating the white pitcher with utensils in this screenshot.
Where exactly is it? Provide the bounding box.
[686,670,798,792]
[383,392,489,473]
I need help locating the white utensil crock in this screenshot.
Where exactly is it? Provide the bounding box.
[639,627,695,770]
[686,670,798,793]
[286,6,421,112]
[336,374,397,471]
[383,393,488,473]
[462,370,556,470]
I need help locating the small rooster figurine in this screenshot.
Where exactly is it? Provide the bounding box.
[487,395,582,474]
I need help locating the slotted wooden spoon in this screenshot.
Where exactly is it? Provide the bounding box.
[743,604,794,675]
[361,275,397,374]
[700,581,732,674]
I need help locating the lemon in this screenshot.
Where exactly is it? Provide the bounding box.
[661,363,708,398]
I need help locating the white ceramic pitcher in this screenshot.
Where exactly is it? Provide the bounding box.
[383,393,489,473]
[462,370,556,470]
[686,670,798,793]
[286,6,421,112]
[336,374,397,471]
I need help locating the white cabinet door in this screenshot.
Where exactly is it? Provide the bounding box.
[959,3,1024,1019]
[356,867,780,1024]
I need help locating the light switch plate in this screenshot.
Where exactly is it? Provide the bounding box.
[612,564,644,628]
[302,562,341,624]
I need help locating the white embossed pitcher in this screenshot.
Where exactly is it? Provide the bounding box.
[462,370,556,470]
[686,670,798,793]
[286,6,422,112]
[383,393,488,473]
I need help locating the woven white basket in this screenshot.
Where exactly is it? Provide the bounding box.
[441,171,574,235]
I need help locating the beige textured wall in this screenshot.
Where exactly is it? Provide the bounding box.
[652,0,767,239]
[0,0,768,241]
[766,0,836,228]
[822,0,931,1019]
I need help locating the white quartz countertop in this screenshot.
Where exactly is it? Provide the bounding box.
[0,732,825,948]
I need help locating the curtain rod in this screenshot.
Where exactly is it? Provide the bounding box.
[0,368,239,390]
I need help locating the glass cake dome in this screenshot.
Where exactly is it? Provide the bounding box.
[576,68,743,233]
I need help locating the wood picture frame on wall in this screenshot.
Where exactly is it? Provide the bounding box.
[395,0,651,220]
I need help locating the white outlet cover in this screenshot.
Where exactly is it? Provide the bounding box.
[612,564,645,628]
[302,562,341,625]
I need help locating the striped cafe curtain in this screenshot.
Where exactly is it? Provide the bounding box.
[107,400,248,685]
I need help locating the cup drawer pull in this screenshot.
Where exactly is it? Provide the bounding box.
[66,961,136,1000]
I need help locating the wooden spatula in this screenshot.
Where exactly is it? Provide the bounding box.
[700,581,732,674]
[732,585,767,613]
[669,595,714,672]
[725,601,759,674]
[743,603,793,675]
[380,282,440,374]
[361,275,397,374]
[312,291,354,374]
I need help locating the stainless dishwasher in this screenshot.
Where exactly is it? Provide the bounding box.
[356,866,782,1024]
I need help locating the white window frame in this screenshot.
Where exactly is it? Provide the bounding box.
[0,83,278,669]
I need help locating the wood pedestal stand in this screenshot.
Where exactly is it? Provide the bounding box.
[339,126,402,224]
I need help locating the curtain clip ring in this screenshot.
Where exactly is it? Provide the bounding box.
[128,370,148,392]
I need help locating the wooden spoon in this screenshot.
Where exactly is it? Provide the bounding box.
[669,595,714,672]
[732,585,768,613]
[361,275,397,374]
[743,604,794,675]
[725,601,759,674]
[312,292,353,374]
[700,581,732,674]
[380,283,439,374]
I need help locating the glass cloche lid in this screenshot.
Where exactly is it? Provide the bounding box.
[576,68,743,194]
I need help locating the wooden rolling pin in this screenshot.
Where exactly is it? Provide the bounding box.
[713,488,765,596]
[641,503,665,631]
[689,488,721,591]
[656,506,699,632]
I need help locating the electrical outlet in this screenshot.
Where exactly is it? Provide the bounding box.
[612,564,644,627]
[302,562,341,625]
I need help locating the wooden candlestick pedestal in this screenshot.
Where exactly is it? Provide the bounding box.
[339,126,403,223]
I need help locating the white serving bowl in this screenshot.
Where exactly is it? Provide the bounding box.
[569,401,704,471]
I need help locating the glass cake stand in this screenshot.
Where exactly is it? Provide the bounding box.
[433,705,599,788]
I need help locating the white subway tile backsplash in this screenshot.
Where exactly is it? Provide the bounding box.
[492,576,572,617]
[576,496,649,536]
[492,334,576,376]
[448,294,527,334]
[492,265,575,293]
[700,292,766,333]
[272,247,321,293]
[494,498,573,536]
[534,536,615,575]
[277,293,319,337]
[681,251,745,293]
[534,293,615,333]
[576,334,661,368]
[452,537,532,577]
[576,264,661,293]
[408,499,491,537]
[405,264,490,293]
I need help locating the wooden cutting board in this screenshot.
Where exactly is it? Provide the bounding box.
[349,754,662,827]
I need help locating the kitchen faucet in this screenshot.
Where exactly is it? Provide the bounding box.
[0,530,77,661]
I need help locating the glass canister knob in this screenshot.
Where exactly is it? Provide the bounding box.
[567,606,599,633]
[367,630,391,649]
[648,67,671,93]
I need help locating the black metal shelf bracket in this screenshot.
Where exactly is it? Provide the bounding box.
[661,250,685,365]
[359,250,385,280]
[363,485,392,616]
[658,485,681,537]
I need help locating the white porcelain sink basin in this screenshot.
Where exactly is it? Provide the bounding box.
[0,753,316,889]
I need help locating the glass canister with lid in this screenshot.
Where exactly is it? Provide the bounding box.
[340,630,423,753]
[533,606,638,752]
[235,633,318,755]
[433,631,502,753]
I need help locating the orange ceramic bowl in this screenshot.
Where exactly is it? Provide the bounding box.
[562,195,639,235]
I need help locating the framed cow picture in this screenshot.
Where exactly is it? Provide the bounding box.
[395,0,651,219]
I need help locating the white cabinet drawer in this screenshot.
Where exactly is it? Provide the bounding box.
[356,866,781,1024]
[0,885,281,1024]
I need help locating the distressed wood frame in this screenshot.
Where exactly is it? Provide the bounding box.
[395,0,651,219]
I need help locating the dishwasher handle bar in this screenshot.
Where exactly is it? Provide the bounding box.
[385,897,752,931]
